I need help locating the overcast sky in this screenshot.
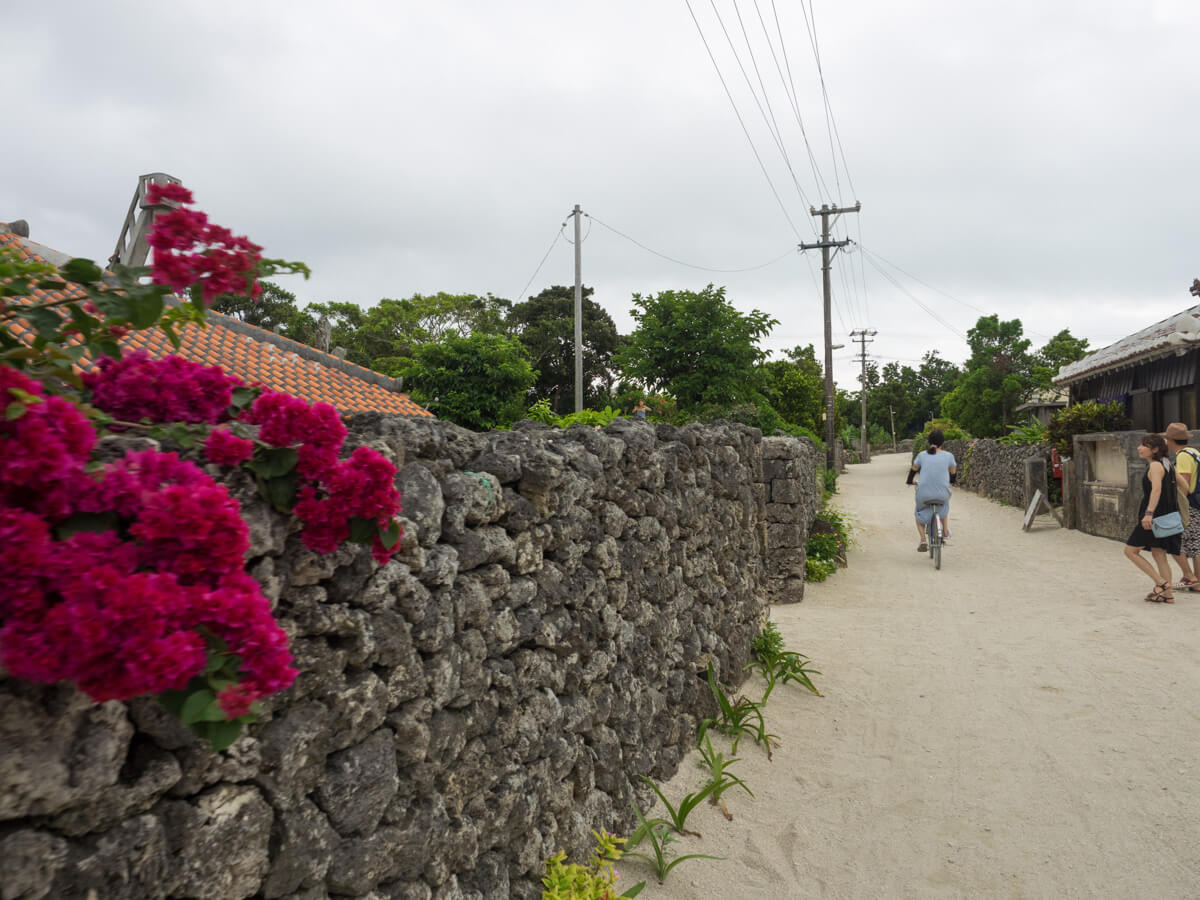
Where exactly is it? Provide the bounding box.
[5,0,1198,389]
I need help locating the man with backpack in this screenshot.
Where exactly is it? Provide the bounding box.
[1164,422,1200,591]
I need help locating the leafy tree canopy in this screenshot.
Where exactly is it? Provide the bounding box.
[400,332,535,431]
[506,285,620,413]
[757,344,824,432]
[211,281,319,345]
[615,284,777,410]
[1032,328,1090,389]
[940,314,1034,437]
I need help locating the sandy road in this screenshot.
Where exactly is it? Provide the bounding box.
[627,451,1200,899]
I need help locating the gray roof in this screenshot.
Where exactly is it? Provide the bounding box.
[1054,305,1200,386]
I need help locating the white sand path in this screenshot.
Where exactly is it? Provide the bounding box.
[625,451,1200,899]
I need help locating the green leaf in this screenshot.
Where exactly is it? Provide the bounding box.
[264,471,300,512]
[347,516,377,544]
[60,258,104,284]
[179,689,223,725]
[25,306,63,339]
[157,689,190,718]
[160,320,181,350]
[126,291,165,329]
[190,284,206,310]
[195,718,244,752]
[248,446,298,479]
[231,386,258,410]
[380,518,402,549]
[53,512,119,539]
[620,883,646,898]
[4,401,26,421]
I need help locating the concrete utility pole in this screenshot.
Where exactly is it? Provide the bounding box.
[800,202,861,470]
[573,204,583,414]
[850,328,877,461]
[889,405,897,451]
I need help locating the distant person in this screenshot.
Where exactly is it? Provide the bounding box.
[633,398,649,420]
[1124,434,1181,603]
[906,429,957,552]
[1163,422,1200,591]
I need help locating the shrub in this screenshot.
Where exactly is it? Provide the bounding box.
[998,417,1048,445]
[1046,400,1130,456]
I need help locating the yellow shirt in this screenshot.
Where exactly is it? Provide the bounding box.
[1177,447,1199,493]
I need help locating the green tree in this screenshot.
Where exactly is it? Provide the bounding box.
[1032,329,1090,389]
[400,332,535,431]
[867,361,919,441]
[211,281,319,344]
[940,315,1034,436]
[615,284,777,410]
[305,293,511,376]
[757,344,825,431]
[506,285,619,413]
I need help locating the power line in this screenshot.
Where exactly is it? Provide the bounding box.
[862,252,967,341]
[756,0,831,202]
[718,0,818,213]
[799,0,858,203]
[513,219,568,302]
[683,0,805,239]
[859,246,1054,342]
[586,213,796,273]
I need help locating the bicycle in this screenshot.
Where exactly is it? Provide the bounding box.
[922,498,947,570]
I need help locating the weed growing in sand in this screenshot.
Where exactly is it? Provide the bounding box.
[625,803,722,885]
[700,663,765,754]
[749,621,822,702]
[696,733,753,820]
[634,775,717,839]
[541,829,645,899]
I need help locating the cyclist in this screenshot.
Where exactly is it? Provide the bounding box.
[906,429,957,552]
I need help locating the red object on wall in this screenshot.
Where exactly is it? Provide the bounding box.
[1051,448,1063,478]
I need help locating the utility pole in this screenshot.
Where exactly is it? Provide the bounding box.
[800,202,861,470]
[889,405,897,451]
[850,328,877,461]
[573,204,583,413]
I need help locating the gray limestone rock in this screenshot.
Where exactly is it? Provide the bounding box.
[0,683,131,820]
[158,785,273,900]
[315,729,399,836]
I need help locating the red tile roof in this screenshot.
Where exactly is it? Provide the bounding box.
[1,227,432,418]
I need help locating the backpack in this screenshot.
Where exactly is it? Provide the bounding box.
[1182,447,1200,510]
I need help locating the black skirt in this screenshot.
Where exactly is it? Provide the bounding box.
[1126,522,1182,554]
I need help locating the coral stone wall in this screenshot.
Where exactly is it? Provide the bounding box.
[0,417,820,900]
[940,439,1053,508]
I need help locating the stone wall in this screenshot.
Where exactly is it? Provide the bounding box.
[0,417,821,900]
[938,439,1053,509]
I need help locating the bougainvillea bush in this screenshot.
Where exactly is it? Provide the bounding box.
[0,183,402,748]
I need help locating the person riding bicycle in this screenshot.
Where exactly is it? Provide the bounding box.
[906,429,957,552]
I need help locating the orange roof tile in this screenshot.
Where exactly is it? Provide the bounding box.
[1,228,432,418]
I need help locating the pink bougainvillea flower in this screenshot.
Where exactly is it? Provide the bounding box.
[205,427,255,466]
[145,185,264,304]
[0,367,95,523]
[85,352,243,426]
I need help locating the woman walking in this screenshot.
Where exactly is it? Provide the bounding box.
[1124,433,1183,603]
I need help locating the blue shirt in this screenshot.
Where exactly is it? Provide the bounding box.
[913,449,956,504]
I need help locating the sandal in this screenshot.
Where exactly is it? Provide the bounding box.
[1146,582,1175,603]
[1174,577,1200,591]
[917,541,928,552]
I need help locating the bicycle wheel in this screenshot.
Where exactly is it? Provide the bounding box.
[932,517,942,570]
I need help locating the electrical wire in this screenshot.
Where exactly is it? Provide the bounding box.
[683,0,804,239]
[799,0,858,204]
[562,215,593,245]
[859,246,1054,343]
[512,220,568,303]
[722,0,818,214]
[762,0,831,203]
[862,252,967,342]
[586,213,796,272]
